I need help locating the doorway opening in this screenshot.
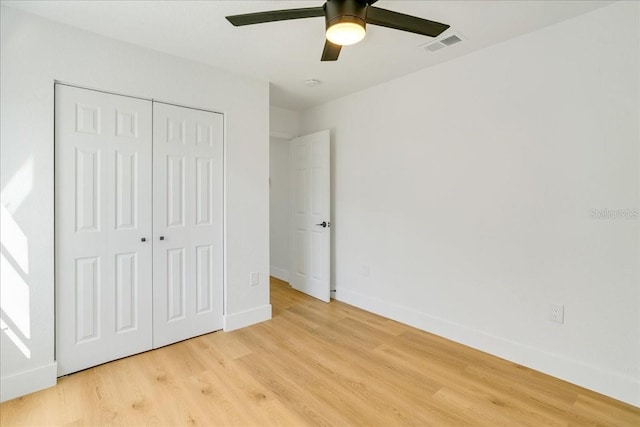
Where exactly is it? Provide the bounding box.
[269,131,331,302]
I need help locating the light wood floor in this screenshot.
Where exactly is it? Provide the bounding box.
[2,277,639,426]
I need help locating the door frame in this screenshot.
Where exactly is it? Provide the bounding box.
[269,130,294,284]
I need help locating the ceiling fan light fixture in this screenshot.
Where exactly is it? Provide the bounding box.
[226,0,451,62]
[326,20,366,46]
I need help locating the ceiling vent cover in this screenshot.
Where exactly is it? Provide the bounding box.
[422,32,465,53]
[441,34,462,46]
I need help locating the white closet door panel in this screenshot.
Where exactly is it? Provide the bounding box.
[115,252,138,332]
[107,94,153,363]
[166,247,186,321]
[75,256,101,342]
[195,244,213,313]
[153,102,223,348]
[56,85,152,375]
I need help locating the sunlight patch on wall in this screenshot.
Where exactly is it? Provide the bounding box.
[0,157,34,359]
[1,204,29,274]
[1,253,31,341]
[1,157,33,214]
[0,319,31,359]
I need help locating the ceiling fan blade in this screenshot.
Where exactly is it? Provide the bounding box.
[321,40,342,61]
[226,7,325,26]
[366,6,450,38]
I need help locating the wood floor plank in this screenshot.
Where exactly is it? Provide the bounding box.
[1,277,639,426]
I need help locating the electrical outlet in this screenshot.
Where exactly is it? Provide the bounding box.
[250,272,259,286]
[549,303,564,324]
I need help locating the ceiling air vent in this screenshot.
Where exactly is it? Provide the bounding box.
[441,34,462,46]
[422,32,465,53]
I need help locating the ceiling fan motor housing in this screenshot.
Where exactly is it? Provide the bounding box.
[324,0,368,31]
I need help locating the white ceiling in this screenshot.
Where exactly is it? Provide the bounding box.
[3,0,611,111]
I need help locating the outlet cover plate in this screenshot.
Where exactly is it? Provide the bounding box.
[250,272,259,286]
[549,303,564,324]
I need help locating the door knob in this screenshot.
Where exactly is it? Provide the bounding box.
[315,221,330,228]
[141,237,146,242]
[159,236,165,241]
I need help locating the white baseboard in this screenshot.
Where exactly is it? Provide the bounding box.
[336,287,640,407]
[224,304,272,332]
[1,362,57,402]
[270,266,289,282]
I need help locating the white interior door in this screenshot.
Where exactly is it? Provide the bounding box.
[290,130,331,302]
[152,102,224,348]
[55,84,153,375]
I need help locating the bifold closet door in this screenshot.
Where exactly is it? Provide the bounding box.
[152,102,224,348]
[55,85,153,375]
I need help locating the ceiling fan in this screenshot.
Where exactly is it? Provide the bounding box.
[226,0,450,61]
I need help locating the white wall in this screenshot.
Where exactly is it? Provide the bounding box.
[269,106,300,281]
[270,105,299,139]
[300,2,639,406]
[0,6,271,402]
